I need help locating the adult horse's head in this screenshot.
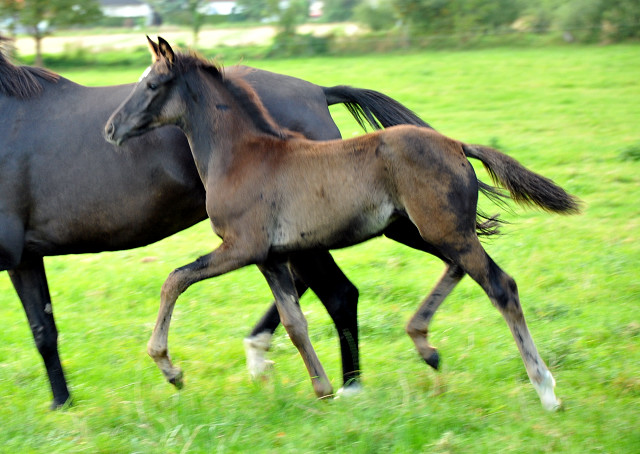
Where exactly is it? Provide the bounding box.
[105,36,183,146]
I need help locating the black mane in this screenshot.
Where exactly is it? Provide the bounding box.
[173,52,290,140]
[0,37,58,98]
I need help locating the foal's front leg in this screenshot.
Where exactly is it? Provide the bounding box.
[258,258,333,398]
[147,242,255,388]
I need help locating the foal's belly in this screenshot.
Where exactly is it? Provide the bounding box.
[270,198,397,251]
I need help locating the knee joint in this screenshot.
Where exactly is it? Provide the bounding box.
[32,324,57,355]
[282,317,308,340]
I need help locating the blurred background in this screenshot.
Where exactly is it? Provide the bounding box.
[1,0,639,65]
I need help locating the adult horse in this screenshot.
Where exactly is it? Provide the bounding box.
[0,36,434,409]
[105,38,579,411]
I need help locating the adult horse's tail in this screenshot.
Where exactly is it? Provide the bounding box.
[322,85,433,131]
[462,144,580,214]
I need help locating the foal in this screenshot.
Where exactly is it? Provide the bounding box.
[105,37,579,410]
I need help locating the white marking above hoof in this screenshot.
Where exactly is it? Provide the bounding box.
[533,370,562,411]
[244,332,274,380]
[335,382,363,398]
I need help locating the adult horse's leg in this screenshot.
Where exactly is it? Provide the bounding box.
[8,256,70,409]
[289,252,360,392]
[245,251,361,392]
[405,264,465,370]
[258,257,333,398]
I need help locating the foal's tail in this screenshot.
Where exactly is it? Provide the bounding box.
[322,85,434,131]
[462,144,581,214]
[323,85,579,214]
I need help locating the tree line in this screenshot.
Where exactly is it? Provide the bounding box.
[1,0,638,65]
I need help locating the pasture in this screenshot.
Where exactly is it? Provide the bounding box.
[1,44,638,452]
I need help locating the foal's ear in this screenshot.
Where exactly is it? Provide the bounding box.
[157,36,175,65]
[146,35,160,63]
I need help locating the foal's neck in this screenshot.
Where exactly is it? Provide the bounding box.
[180,69,262,182]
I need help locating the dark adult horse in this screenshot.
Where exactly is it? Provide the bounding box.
[0,37,435,409]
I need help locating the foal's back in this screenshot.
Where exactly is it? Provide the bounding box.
[255,125,477,251]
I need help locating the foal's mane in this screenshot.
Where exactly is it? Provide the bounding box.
[172,52,291,140]
[0,36,59,99]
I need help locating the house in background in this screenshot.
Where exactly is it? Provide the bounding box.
[100,1,244,25]
[100,0,158,26]
[197,1,242,16]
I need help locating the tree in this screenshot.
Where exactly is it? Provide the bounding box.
[235,0,280,21]
[392,0,455,38]
[354,1,398,32]
[453,0,524,33]
[0,0,102,66]
[603,0,640,40]
[322,0,358,21]
[557,0,640,42]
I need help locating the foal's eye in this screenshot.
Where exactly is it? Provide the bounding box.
[147,81,158,90]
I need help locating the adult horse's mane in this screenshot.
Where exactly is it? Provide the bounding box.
[170,51,292,140]
[0,36,59,99]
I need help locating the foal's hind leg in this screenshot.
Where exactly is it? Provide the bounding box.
[452,238,561,411]
[258,258,333,398]
[406,264,465,370]
[385,217,465,370]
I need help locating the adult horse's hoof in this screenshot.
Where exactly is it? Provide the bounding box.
[244,333,274,380]
[49,396,72,411]
[335,381,363,398]
[424,349,440,370]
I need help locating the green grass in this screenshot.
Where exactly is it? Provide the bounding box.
[1,44,639,453]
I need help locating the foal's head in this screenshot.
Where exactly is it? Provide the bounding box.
[105,36,287,146]
[104,36,198,145]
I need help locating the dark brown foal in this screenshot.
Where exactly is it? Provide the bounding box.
[105,37,579,410]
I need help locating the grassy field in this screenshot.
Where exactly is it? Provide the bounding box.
[1,44,638,452]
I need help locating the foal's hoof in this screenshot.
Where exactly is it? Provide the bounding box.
[168,370,184,389]
[424,350,440,370]
[312,379,333,399]
[533,370,562,412]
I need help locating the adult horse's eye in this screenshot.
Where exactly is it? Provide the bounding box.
[147,81,158,90]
